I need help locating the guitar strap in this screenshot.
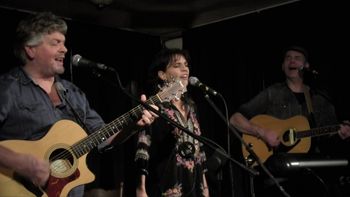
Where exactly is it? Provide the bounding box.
[303,86,316,128]
[55,82,91,133]
[303,86,313,114]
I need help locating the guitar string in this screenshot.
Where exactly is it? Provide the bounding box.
[243,116,342,164]
[48,85,177,171]
[296,124,340,138]
[49,96,157,170]
[49,84,180,172]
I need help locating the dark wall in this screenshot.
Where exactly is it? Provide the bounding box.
[0,8,162,193]
[184,0,350,151]
[1,1,349,196]
[183,1,350,196]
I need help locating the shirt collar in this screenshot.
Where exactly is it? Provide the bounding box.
[14,66,32,85]
[15,66,62,86]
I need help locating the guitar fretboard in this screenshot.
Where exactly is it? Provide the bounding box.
[72,95,159,157]
[296,125,340,139]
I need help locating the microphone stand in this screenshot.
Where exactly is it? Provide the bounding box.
[203,94,291,197]
[90,68,258,177]
[128,93,258,176]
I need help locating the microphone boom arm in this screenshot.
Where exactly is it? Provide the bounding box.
[203,93,291,197]
[90,68,258,176]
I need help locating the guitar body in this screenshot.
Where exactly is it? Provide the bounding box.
[242,115,311,166]
[0,79,186,197]
[0,120,94,197]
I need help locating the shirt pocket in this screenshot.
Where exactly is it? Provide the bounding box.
[22,102,53,125]
[18,101,52,116]
[15,101,53,138]
[268,100,290,118]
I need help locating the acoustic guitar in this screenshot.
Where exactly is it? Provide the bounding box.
[242,115,340,166]
[0,80,186,197]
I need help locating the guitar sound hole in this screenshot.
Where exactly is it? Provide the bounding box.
[282,131,290,142]
[49,148,74,174]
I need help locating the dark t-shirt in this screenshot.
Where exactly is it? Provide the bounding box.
[237,82,341,154]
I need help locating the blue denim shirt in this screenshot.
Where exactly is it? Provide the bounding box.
[0,67,104,140]
[0,67,105,197]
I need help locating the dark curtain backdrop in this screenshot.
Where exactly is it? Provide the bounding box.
[183,1,350,196]
[0,8,162,194]
[1,1,350,197]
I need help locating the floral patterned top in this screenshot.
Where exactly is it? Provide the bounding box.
[135,101,207,197]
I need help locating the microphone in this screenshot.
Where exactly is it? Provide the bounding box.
[72,54,112,70]
[299,66,319,75]
[189,76,218,96]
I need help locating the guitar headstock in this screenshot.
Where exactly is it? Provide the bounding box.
[157,79,187,103]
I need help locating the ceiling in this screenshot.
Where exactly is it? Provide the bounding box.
[0,0,300,37]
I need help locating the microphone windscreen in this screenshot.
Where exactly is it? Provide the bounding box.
[72,54,82,66]
[189,76,199,86]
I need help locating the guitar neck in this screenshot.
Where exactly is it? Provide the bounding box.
[72,95,160,157]
[296,124,340,139]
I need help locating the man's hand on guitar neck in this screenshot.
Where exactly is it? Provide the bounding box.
[136,94,158,127]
